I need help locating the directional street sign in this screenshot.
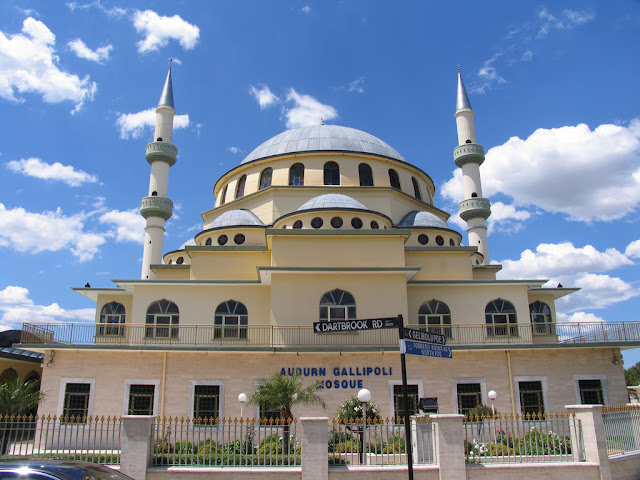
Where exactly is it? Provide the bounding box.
[313,317,397,334]
[403,327,446,345]
[400,339,452,359]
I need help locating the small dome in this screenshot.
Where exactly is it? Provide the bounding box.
[211,209,265,228]
[297,194,368,211]
[397,211,448,228]
[178,238,196,250]
[242,125,405,164]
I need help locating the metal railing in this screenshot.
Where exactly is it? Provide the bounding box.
[21,321,640,350]
[0,415,121,464]
[151,417,300,467]
[463,413,584,464]
[602,405,640,457]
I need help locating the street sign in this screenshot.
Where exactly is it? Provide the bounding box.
[400,339,453,359]
[313,317,397,334]
[403,327,447,345]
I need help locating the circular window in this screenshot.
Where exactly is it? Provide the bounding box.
[234,233,245,245]
[449,238,455,246]
[218,235,228,246]
[370,221,379,229]
[311,217,323,229]
[330,217,343,228]
[205,238,212,245]
[293,220,303,229]
[176,256,184,265]
[418,234,428,245]
[351,217,363,229]
[436,235,444,246]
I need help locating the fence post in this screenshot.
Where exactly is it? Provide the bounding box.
[300,417,328,480]
[120,415,155,480]
[566,405,612,480]
[431,414,465,480]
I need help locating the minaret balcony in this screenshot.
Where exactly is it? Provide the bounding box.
[459,197,491,221]
[146,142,177,166]
[140,196,173,220]
[454,143,485,168]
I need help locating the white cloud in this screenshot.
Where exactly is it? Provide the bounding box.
[66,1,127,17]
[347,77,365,94]
[98,208,145,243]
[249,84,279,110]
[0,285,94,329]
[626,240,640,259]
[486,201,531,234]
[115,107,190,139]
[6,157,98,186]
[557,311,605,324]
[284,88,338,129]
[442,120,640,222]
[132,10,200,53]
[67,38,112,63]
[0,17,97,113]
[472,54,506,94]
[566,273,638,309]
[563,9,595,25]
[0,203,105,261]
[227,146,242,154]
[301,6,311,14]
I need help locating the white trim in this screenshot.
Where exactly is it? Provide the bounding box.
[574,375,609,405]
[513,376,548,416]
[57,378,95,425]
[387,379,424,418]
[189,380,225,425]
[452,378,487,414]
[123,379,161,416]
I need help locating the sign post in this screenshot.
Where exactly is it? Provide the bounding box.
[396,314,414,480]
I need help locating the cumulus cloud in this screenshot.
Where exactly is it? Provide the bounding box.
[442,120,640,222]
[132,10,200,53]
[626,240,640,259]
[0,17,97,113]
[67,38,112,63]
[0,285,94,330]
[284,88,338,129]
[6,157,98,186]
[486,201,532,234]
[249,84,279,109]
[115,107,190,139]
[98,208,145,243]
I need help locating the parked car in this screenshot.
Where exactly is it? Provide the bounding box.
[0,460,134,480]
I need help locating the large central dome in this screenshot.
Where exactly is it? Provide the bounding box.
[241,125,405,164]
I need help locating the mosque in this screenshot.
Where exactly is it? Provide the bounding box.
[23,67,633,422]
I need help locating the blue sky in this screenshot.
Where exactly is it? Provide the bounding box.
[1,2,639,363]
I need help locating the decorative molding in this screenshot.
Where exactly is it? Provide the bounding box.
[145,142,177,166]
[140,196,173,220]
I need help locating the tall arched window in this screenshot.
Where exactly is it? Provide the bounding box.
[146,299,179,338]
[485,299,517,337]
[289,163,305,186]
[220,185,228,205]
[412,177,422,200]
[259,168,272,190]
[319,289,356,321]
[0,368,18,384]
[99,301,126,336]
[359,163,374,186]
[418,300,452,338]
[235,175,246,199]
[529,301,553,335]
[388,169,401,190]
[324,161,340,185]
[214,300,248,339]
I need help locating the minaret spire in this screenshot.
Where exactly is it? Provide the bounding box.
[140,64,178,279]
[453,67,491,264]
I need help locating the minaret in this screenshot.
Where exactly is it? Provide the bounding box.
[140,64,177,279]
[454,67,491,264]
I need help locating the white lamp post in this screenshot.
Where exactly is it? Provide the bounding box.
[488,390,497,416]
[357,389,371,465]
[238,393,247,418]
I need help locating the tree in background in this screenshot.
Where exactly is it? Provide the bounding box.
[625,362,640,386]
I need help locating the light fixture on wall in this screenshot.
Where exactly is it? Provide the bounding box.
[613,353,622,365]
[46,350,55,368]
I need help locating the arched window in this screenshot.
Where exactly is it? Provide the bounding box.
[259,168,272,190]
[215,300,248,339]
[24,371,40,385]
[530,301,553,335]
[235,175,246,199]
[485,299,517,337]
[412,177,422,200]
[0,368,18,384]
[146,299,179,339]
[319,289,356,321]
[289,163,305,186]
[99,301,126,336]
[324,161,340,185]
[220,185,228,205]
[418,300,452,338]
[388,169,401,190]
[359,163,374,186]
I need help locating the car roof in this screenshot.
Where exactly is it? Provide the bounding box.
[0,460,133,480]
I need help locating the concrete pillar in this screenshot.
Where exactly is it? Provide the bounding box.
[566,405,612,480]
[300,417,328,480]
[431,414,465,480]
[120,415,155,480]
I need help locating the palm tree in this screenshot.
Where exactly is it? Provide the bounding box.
[0,378,45,453]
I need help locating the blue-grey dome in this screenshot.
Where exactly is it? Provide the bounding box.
[397,211,448,228]
[211,209,265,228]
[178,238,196,249]
[297,194,368,211]
[242,125,405,164]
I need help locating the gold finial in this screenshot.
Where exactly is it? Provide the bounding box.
[321,117,325,125]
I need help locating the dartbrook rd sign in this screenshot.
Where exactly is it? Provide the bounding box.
[313,317,397,333]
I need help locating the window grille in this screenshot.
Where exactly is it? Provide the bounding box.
[128,384,155,415]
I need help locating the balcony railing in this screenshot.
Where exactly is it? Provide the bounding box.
[20,321,640,350]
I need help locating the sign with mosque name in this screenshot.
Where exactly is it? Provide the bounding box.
[313,317,397,333]
[401,339,452,359]
[403,327,447,345]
